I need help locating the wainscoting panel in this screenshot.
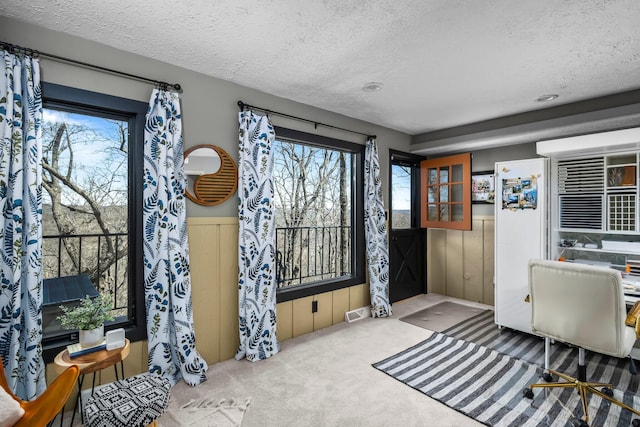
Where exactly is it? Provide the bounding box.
[483,220,495,306]
[292,296,315,337]
[426,229,447,295]
[277,300,294,341]
[349,283,370,310]
[218,221,240,361]
[187,217,239,365]
[277,284,369,342]
[463,219,485,303]
[332,288,351,324]
[427,216,495,306]
[313,291,334,330]
[444,230,464,299]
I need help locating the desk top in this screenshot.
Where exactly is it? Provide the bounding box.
[54,339,130,375]
[626,294,640,305]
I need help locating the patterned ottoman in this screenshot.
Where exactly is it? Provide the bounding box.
[83,373,171,427]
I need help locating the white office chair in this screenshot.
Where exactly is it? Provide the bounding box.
[525,259,640,426]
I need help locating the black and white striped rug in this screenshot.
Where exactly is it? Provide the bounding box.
[373,311,640,426]
[445,310,640,394]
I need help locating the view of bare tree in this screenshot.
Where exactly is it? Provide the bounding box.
[391,164,412,229]
[272,139,352,287]
[41,110,130,320]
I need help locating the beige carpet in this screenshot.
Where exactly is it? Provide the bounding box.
[161,398,250,427]
[58,294,492,426]
[163,294,492,427]
[399,300,489,332]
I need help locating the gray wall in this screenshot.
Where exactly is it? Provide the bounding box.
[469,142,539,217]
[0,16,412,217]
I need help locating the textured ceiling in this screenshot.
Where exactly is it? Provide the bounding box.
[1,0,639,135]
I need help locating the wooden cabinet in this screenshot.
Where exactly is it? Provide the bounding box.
[420,152,472,230]
[427,217,494,305]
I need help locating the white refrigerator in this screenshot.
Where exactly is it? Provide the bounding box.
[494,157,549,334]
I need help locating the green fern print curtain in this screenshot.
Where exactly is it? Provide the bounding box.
[236,109,279,361]
[143,88,207,386]
[0,49,46,400]
[364,137,392,318]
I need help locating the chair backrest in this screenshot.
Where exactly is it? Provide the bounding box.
[528,259,631,358]
[0,356,79,427]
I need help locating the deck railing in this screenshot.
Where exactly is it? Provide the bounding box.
[275,225,351,288]
[45,226,351,301]
[42,232,128,311]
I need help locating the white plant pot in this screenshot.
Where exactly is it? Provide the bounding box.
[79,324,104,348]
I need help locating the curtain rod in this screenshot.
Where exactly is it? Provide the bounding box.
[237,100,376,139]
[0,39,181,92]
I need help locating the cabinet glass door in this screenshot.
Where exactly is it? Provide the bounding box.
[420,153,471,230]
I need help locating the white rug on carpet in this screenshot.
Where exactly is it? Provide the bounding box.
[161,398,251,427]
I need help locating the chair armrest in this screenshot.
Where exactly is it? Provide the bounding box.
[15,364,79,427]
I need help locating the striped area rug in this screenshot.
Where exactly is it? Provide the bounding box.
[373,312,640,426]
[445,310,640,394]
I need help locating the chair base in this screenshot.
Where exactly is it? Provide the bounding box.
[530,369,640,424]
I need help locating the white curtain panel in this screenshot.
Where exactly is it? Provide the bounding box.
[364,138,392,318]
[0,49,46,399]
[143,88,207,386]
[236,110,279,361]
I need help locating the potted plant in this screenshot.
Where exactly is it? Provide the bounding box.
[58,294,115,347]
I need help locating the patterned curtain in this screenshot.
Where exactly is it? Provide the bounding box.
[236,109,279,361]
[364,137,392,318]
[0,49,46,400]
[143,88,207,386]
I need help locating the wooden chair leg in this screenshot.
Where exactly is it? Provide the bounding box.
[146,421,158,427]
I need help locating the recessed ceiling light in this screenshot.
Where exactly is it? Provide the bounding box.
[362,82,383,92]
[536,94,559,102]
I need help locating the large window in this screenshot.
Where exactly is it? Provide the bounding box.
[273,127,365,302]
[41,83,146,360]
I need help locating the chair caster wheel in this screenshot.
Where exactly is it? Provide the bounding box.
[522,388,534,399]
[571,419,589,427]
[542,372,554,382]
[632,418,640,427]
[601,387,614,397]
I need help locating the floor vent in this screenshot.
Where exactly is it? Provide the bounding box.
[345,306,371,323]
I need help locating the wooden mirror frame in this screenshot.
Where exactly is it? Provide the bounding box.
[183,144,238,206]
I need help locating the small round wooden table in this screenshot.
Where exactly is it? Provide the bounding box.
[54,338,130,376]
[53,339,130,425]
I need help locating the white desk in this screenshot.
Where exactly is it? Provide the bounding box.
[625,294,640,305]
[623,275,640,305]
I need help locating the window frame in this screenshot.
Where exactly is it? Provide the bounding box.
[389,149,424,229]
[41,82,147,362]
[273,126,365,303]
